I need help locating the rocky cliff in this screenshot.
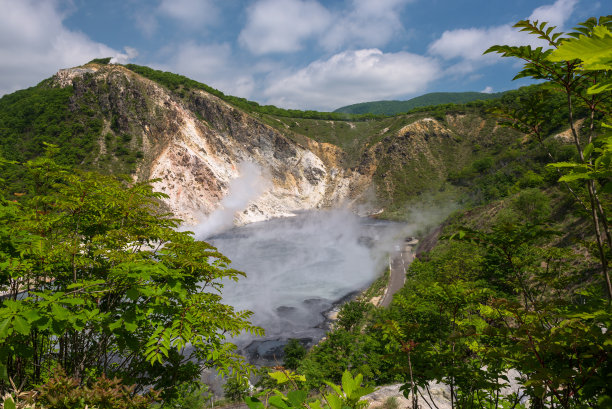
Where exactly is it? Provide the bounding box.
[53,64,371,227]
[22,62,517,227]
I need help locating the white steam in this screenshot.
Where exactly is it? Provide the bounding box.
[193,161,268,238]
[208,210,410,349]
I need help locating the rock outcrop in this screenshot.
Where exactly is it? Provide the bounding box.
[53,65,370,226]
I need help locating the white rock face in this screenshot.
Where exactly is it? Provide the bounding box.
[144,95,365,226]
[52,65,371,228]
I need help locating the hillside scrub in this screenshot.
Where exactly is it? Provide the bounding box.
[287,16,612,409]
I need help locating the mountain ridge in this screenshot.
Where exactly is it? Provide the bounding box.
[334,91,506,115]
[0,62,522,223]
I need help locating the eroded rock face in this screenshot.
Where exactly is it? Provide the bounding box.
[53,65,370,226]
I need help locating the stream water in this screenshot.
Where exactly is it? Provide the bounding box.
[204,210,407,364]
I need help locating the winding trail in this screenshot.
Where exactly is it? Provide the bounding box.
[380,238,417,308]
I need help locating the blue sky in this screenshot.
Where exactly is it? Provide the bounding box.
[0,0,605,110]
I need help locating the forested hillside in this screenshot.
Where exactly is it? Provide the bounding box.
[333,91,505,115]
[284,17,612,409]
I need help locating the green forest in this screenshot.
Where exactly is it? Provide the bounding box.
[0,15,611,409]
[333,92,506,116]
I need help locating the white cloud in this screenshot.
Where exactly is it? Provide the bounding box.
[529,0,579,27]
[239,0,412,54]
[481,86,493,93]
[134,12,158,37]
[0,0,132,96]
[156,42,255,98]
[263,49,440,110]
[112,47,139,64]
[428,0,579,66]
[321,0,412,51]
[157,0,218,28]
[239,0,332,54]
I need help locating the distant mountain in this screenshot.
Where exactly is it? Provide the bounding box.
[334,92,506,115]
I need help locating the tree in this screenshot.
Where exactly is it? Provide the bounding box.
[0,149,262,399]
[485,16,612,299]
[283,339,307,370]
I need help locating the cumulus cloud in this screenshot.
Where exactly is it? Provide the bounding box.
[529,0,579,27]
[321,0,412,51]
[157,0,218,28]
[239,0,412,54]
[0,0,131,96]
[428,0,578,66]
[263,48,440,110]
[155,42,256,98]
[239,0,332,54]
[481,86,494,93]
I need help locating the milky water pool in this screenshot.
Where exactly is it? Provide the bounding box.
[203,210,408,363]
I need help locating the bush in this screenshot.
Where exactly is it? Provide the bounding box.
[517,170,544,188]
[224,376,251,402]
[33,368,156,409]
[283,339,307,370]
[511,188,551,223]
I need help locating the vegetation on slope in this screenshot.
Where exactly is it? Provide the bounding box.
[124,64,383,121]
[280,16,612,409]
[333,91,505,115]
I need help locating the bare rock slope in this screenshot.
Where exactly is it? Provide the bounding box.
[54,64,370,226]
[49,63,516,227]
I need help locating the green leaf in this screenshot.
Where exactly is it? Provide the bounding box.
[12,316,31,336]
[245,397,265,409]
[326,394,343,409]
[0,319,12,339]
[286,390,307,407]
[3,396,16,409]
[269,371,290,385]
[50,304,70,321]
[588,79,612,94]
[548,25,612,70]
[268,395,290,409]
[559,173,592,182]
[584,143,594,160]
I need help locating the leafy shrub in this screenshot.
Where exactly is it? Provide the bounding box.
[336,301,372,332]
[224,376,251,402]
[155,382,210,409]
[283,339,307,370]
[511,188,551,223]
[89,57,112,65]
[381,396,399,409]
[33,368,156,409]
[472,156,494,173]
[517,170,544,188]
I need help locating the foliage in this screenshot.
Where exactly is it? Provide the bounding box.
[486,16,612,299]
[123,64,382,122]
[224,375,252,402]
[333,91,505,115]
[284,339,307,370]
[0,72,146,191]
[154,381,210,409]
[89,57,112,65]
[249,15,612,409]
[335,301,372,333]
[0,151,261,400]
[33,367,156,409]
[510,188,551,223]
[246,370,373,409]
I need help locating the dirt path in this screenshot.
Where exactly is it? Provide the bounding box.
[380,239,417,308]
